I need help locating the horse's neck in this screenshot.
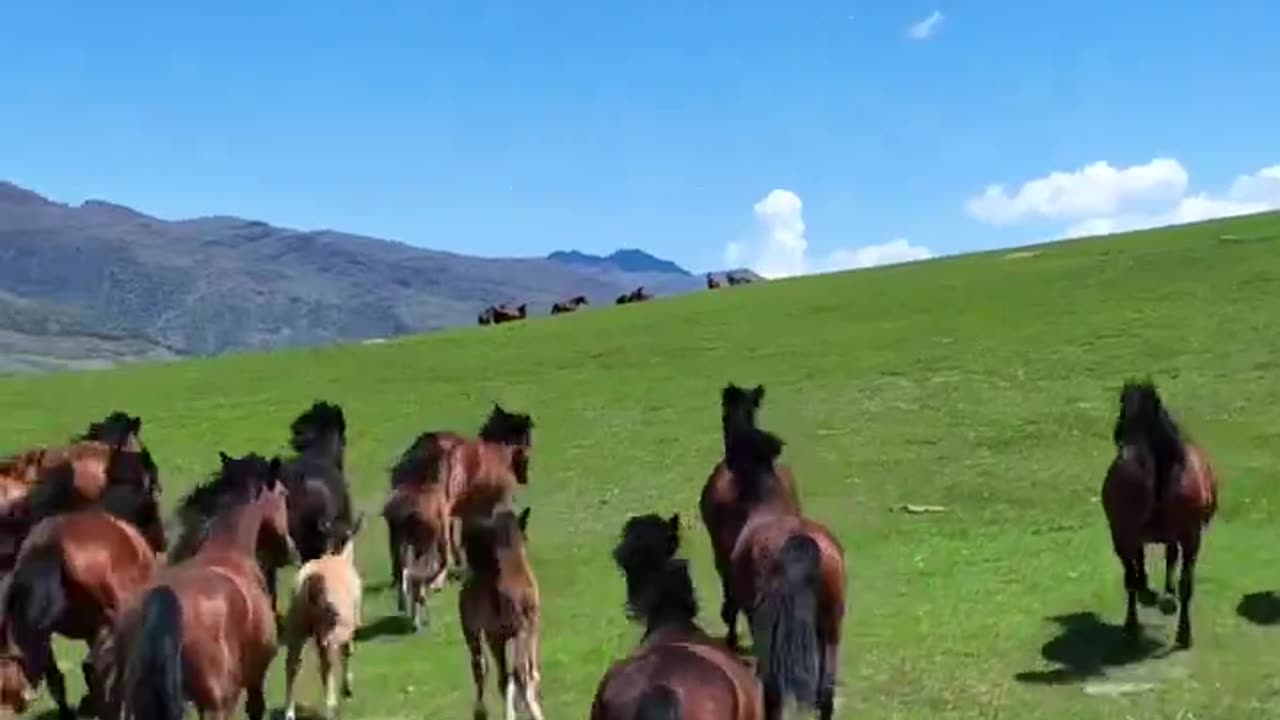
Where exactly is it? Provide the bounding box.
[200,502,263,557]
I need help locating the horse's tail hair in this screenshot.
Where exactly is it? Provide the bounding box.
[129,586,185,720]
[635,684,681,720]
[6,543,68,640]
[754,534,822,712]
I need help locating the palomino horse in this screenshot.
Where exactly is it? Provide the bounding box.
[383,433,451,629]
[615,287,653,305]
[701,383,801,649]
[283,513,365,720]
[459,508,545,720]
[551,295,589,314]
[1103,380,1219,648]
[276,401,353,616]
[591,513,762,720]
[94,452,298,720]
[706,273,723,289]
[0,480,166,719]
[391,404,535,577]
[728,427,844,720]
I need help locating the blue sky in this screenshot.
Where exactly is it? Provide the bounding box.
[3,1,1279,275]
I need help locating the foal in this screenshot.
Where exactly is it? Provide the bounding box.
[460,508,545,720]
[384,433,451,628]
[590,513,762,720]
[95,452,298,720]
[283,513,365,720]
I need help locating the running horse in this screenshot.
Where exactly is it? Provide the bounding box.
[727,426,844,720]
[1103,379,1219,648]
[275,401,353,616]
[0,476,166,719]
[615,287,653,305]
[383,433,451,629]
[590,512,762,720]
[492,304,529,324]
[390,404,535,578]
[551,296,589,314]
[459,508,546,720]
[701,383,801,650]
[92,452,298,720]
[706,274,723,289]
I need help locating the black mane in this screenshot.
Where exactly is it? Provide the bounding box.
[1113,379,1187,466]
[461,509,527,579]
[478,404,534,446]
[725,425,786,505]
[170,452,281,561]
[78,411,142,447]
[389,432,448,488]
[721,383,765,449]
[289,401,347,458]
[613,513,683,622]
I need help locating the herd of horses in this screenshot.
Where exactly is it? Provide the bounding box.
[0,375,1216,719]
[478,271,757,325]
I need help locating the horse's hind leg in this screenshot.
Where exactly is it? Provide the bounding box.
[818,640,839,720]
[319,640,340,716]
[1164,542,1180,597]
[466,629,489,720]
[486,636,513,720]
[42,644,73,720]
[1114,542,1141,639]
[341,640,355,699]
[246,682,267,720]
[283,636,304,720]
[1175,532,1202,649]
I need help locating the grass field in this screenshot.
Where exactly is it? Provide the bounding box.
[5,212,1280,719]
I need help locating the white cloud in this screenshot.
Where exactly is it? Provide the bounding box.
[967,159,1280,240]
[723,189,935,278]
[907,11,944,40]
[966,158,1189,225]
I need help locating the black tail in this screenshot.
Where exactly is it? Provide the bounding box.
[6,544,68,646]
[129,586,185,720]
[754,534,821,718]
[635,685,681,720]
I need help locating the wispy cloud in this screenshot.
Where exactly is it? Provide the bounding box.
[723,189,934,278]
[907,10,944,40]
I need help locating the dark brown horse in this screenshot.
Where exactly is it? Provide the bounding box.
[591,513,762,720]
[0,479,166,719]
[492,304,529,324]
[551,295,589,314]
[1103,380,1219,649]
[479,308,495,325]
[702,383,801,649]
[707,274,723,289]
[727,273,753,286]
[383,433,451,629]
[459,508,545,720]
[391,404,534,577]
[94,452,298,720]
[727,427,844,720]
[616,287,653,305]
[274,401,352,618]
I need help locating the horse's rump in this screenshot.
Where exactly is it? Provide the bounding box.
[594,641,757,720]
[1103,442,1217,540]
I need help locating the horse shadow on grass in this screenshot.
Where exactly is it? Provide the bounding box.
[1014,611,1165,685]
[355,613,416,642]
[1237,591,1280,626]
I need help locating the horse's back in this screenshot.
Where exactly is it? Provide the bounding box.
[593,641,760,720]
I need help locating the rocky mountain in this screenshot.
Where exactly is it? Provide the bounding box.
[0,181,736,365]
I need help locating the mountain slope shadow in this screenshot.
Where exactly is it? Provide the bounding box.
[1015,611,1164,685]
[1237,591,1280,626]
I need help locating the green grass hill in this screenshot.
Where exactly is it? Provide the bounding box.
[5,211,1280,719]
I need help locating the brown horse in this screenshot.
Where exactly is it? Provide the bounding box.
[492,304,529,324]
[727,427,844,720]
[727,273,753,286]
[94,452,298,720]
[479,307,495,325]
[0,449,46,515]
[551,295,589,314]
[459,508,545,720]
[383,434,452,629]
[702,383,801,649]
[391,404,534,577]
[591,513,763,720]
[0,480,166,719]
[616,287,653,305]
[1103,380,1219,649]
[707,274,723,290]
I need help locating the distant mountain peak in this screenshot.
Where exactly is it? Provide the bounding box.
[0,181,55,208]
[547,248,689,276]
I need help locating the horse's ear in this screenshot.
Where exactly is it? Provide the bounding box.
[752,385,766,404]
[351,512,365,537]
[218,451,231,465]
[517,507,531,533]
[667,513,680,536]
[268,456,282,480]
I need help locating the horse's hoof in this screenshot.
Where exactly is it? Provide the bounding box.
[1176,630,1192,649]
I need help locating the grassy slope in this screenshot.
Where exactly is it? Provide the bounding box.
[4,212,1280,719]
